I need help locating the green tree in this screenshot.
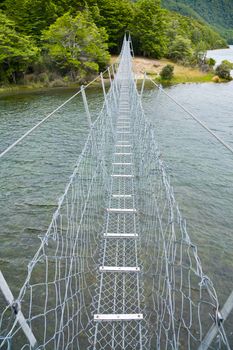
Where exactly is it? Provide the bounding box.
[0,11,39,83]
[42,11,110,80]
[192,41,207,66]
[4,0,58,39]
[94,0,134,52]
[131,0,167,58]
[167,35,192,62]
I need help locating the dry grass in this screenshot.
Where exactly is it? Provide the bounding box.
[111,55,214,83]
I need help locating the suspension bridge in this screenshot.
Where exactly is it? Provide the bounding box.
[0,36,233,349]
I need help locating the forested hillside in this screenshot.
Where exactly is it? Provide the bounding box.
[0,0,227,86]
[162,0,233,43]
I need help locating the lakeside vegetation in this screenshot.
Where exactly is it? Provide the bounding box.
[0,0,229,89]
[162,0,233,44]
[125,56,222,86]
[0,57,224,96]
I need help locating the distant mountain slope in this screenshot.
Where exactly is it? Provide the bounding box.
[161,0,233,43]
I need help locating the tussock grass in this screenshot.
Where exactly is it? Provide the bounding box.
[127,56,216,84]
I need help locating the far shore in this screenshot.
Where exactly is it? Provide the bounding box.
[0,56,230,96]
[0,84,80,97]
[0,80,103,97]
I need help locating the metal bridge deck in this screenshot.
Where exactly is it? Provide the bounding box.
[92,72,145,349]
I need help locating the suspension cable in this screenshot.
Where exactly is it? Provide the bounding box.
[147,75,233,156]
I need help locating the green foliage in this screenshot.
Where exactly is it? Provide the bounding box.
[167,35,192,62]
[164,9,227,51]
[94,0,134,51]
[42,11,110,80]
[161,0,203,21]
[162,0,233,43]
[221,60,233,69]
[0,11,39,83]
[215,61,232,80]
[206,58,216,67]
[131,0,166,58]
[160,64,174,79]
[0,0,229,85]
[4,0,58,40]
[163,7,227,66]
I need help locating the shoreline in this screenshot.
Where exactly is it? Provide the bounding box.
[0,57,230,96]
[0,80,104,97]
[132,56,220,84]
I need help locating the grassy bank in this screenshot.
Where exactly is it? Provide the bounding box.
[0,80,104,97]
[0,83,51,95]
[131,56,216,84]
[0,82,81,96]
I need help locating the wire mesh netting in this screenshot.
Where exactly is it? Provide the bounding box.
[0,37,232,350]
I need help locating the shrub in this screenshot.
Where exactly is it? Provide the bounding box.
[206,57,216,67]
[222,60,233,69]
[49,78,67,87]
[160,64,174,80]
[215,61,232,80]
[38,72,49,83]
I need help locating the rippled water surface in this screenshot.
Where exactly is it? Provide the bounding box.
[0,87,104,292]
[0,78,233,342]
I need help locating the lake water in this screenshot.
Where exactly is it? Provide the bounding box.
[0,87,105,291]
[1,50,233,344]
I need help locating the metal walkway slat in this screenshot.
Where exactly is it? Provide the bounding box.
[94,314,144,321]
[104,233,138,238]
[99,266,140,272]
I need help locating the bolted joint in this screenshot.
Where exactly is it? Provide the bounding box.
[12,300,20,315]
[216,310,224,327]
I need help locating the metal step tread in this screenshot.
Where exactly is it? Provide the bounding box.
[99,266,140,272]
[111,174,134,178]
[112,194,132,198]
[94,314,143,321]
[116,144,132,147]
[106,208,137,213]
[104,233,138,238]
[116,131,131,134]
